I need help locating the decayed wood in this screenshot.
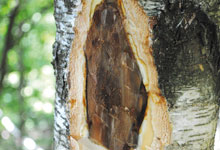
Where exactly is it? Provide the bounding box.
[85,1,148,149]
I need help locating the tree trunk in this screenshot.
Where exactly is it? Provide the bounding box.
[53,0,220,150]
[152,1,220,150]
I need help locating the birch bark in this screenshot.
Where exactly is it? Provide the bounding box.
[53,0,220,149]
[53,0,81,149]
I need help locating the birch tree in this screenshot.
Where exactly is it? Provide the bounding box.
[53,0,220,149]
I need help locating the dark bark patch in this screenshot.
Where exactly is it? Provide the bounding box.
[153,0,220,109]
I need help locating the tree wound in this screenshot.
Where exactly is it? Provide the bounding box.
[85,2,148,149]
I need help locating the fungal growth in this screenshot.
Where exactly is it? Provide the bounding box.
[68,0,171,150]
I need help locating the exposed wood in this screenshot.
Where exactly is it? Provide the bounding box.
[85,1,147,149]
[119,0,171,149]
[53,0,220,150]
[68,0,171,149]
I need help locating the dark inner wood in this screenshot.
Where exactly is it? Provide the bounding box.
[85,2,148,150]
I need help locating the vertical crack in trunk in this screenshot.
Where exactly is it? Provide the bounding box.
[68,0,171,149]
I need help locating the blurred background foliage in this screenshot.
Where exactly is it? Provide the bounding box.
[0,0,55,149]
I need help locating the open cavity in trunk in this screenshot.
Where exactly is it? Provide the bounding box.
[85,2,148,149]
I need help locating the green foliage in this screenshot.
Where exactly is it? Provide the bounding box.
[0,0,55,149]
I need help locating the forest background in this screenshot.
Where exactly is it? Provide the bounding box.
[0,0,54,149]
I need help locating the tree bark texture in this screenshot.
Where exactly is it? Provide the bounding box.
[152,1,220,149]
[53,0,220,150]
[53,0,82,149]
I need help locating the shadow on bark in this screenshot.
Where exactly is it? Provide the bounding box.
[152,1,220,149]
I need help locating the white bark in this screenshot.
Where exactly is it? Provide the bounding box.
[53,0,82,149]
[166,88,219,150]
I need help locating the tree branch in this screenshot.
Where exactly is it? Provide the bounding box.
[0,0,20,92]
